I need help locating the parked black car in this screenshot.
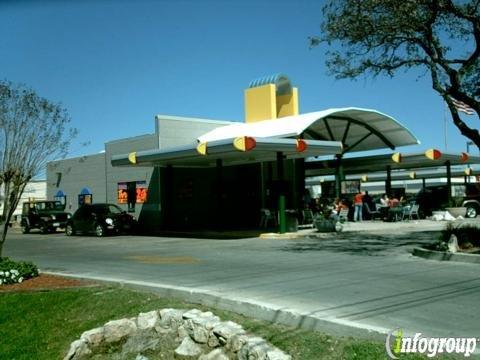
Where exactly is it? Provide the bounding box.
[65,203,136,237]
[21,200,71,234]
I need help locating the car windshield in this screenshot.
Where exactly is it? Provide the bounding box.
[35,201,64,211]
[93,204,123,215]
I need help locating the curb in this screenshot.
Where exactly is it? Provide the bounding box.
[44,271,387,341]
[412,247,480,264]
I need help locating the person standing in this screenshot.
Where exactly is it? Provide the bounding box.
[354,190,364,222]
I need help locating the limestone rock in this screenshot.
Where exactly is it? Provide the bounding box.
[238,337,271,360]
[228,333,248,353]
[135,355,149,360]
[103,318,137,343]
[184,318,209,344]
[198,348,230,360]
[182,308,203,320]
[177,325,189,341]
[80,327,104,348]
[63,339,92,360]
[174,336,203,359]
[448,234,459,253]
[213,321,245,341]
[184,309,221,330]
[137,310,160,330]
[207,329,221,348]
[122,328,160,354]
[159,308,186,329]
[266,348,292,360]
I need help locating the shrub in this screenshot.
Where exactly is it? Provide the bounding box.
[439,223,480,249]
[0,257,39,285]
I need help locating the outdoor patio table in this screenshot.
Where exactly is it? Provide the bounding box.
[387,206,403,222]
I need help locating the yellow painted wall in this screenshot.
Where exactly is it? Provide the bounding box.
[276,87,299,118]
[244,84,277,123]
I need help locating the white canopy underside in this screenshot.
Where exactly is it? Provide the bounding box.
[198,107,420,152]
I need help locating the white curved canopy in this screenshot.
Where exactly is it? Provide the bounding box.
[198,107,419,153]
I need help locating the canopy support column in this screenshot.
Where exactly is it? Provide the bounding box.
[335,155,344,198]
[446,160,452,205]
[216,159,224,229]
[164,165,173,228]
[277,152,286,234]
[386,165,392,196]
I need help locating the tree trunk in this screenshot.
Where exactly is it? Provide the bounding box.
[0,181,27,259]
[0,221,8,258]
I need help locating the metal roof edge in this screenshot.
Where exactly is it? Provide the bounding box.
[155,114,237,125]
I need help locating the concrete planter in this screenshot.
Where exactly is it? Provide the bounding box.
[445,207,467,218]
[314,219,336,232]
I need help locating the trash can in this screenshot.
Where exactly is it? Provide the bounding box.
[285,210,298,232]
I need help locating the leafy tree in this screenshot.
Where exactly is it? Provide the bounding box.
[310,0,480,148]
[0,80,76,257]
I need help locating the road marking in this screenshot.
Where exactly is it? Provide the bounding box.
[125,255,201,264]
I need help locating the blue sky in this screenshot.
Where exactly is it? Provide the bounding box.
[0,0,476,158]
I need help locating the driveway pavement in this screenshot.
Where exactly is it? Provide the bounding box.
[4,220,480,340]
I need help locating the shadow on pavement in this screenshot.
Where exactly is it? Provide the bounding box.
[281,231,441,256]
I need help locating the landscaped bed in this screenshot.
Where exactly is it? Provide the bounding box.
[425,223,480,253]
[0,274,448,359]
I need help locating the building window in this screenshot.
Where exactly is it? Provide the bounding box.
[78,187,93,206]
[117,181,148,212]
[54,190,66,207]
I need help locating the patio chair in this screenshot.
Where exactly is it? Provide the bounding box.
[338,208,349,222]
[363,203,381,220]
[298,209,315,229]
[259,208,277,228]
[402,204,420,221]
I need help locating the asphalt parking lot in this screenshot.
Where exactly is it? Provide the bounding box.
[4,219,480,340]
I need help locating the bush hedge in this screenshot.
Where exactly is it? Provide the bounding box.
[437,223,480,250]
[0,257,39,285]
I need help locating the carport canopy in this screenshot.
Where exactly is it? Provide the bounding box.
[111,137,343,168]
[198,107,419,153]
[306,152,480,177]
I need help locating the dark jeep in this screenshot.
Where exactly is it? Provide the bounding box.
[21,201,71,234]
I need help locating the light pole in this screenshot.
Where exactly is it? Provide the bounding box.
[466,141,474,153]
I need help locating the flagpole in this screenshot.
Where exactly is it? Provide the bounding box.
[444,101,448,151]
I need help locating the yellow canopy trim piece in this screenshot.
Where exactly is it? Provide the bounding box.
[196,142,208,155]
[425,149,442,160]
[392,153,402,163]
[233,136,256,152]
[128,152,137,164]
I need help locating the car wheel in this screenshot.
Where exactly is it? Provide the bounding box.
[466,205,478,218]
[65,224,75,236]
[95,224,105,237]
[21,222,30,234]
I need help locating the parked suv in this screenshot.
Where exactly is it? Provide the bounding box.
[21,201,71,234]
[414,183,480,218]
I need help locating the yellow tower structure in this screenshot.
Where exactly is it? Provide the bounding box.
[244,74,299,123]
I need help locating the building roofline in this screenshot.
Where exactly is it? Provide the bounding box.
[155,114,236,126]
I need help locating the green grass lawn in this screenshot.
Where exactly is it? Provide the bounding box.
[0,285,459,359]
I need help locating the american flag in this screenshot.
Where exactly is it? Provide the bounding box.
[450,97,475,115]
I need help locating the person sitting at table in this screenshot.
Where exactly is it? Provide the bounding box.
[380,194,389,206]
[388,195,400,208]
[387,194,402,221]
[330,198,348,220]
